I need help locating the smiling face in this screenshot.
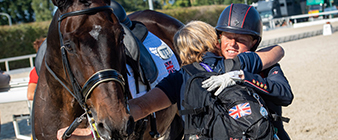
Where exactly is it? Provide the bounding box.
[219,32,257,59]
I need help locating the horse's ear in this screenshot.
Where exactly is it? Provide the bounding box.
[104,0,110,5]
[110,12,120,24]
[51,0,65,7]
[79,0,92,2]
[51,0,71,11]
[51,0,57,6]
[79,0,92,6]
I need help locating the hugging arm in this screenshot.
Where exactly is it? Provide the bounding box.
[256,45,284,70]
[129,87,172,121]
[237,45,284,74]
[202,45,285,96]
[242,64,293,106]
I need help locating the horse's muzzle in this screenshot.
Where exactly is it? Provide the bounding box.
[96,115,135,139]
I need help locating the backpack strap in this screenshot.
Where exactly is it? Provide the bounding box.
[180,62,211,116]
[271,114,290,123]
[180,63,217,117]
[179,101,207,115]
[180,62,207,116]
[184,56,241,75]
[224,56,241,72]
[182,62,208,76]
[181,63,219,137]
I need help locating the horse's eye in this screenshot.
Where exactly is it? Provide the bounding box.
[64,43,73,52]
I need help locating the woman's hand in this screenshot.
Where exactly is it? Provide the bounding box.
[57,126,92,140]
[57,127,68,140]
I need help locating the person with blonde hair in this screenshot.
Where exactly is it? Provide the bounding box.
[129,20,285,120]
[57,20,284,139]
[174,20,220,66]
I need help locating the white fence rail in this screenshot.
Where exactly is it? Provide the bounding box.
[0,54,36,72]
[263,10,338,30]
[259,24,338,48]
[291,10,338,23]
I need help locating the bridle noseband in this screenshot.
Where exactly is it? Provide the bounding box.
[81,69,125,102]
[45,5,129,139]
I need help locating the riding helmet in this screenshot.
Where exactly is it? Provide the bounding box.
[110,0,132,28]
[216,3,262,51]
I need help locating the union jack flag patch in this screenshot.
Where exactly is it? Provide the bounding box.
[229,102,252,120]
[165,61,175,74]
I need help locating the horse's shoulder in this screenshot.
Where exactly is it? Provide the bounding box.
[128,10,183,27]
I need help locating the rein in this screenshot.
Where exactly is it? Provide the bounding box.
[45,5,128,140]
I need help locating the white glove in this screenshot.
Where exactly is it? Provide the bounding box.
[201,70,244,96]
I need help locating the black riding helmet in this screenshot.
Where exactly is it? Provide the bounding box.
[110,0,132,28]
[216,3,262,51]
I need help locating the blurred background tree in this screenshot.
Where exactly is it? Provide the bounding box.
[115,0,150,11]
[32,0,54,22]
[0,0,260,25]
[113,0,259,11]
[0,0,34,25]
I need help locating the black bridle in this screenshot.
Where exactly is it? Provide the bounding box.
[57,5,126,107]
[44,5,128,139]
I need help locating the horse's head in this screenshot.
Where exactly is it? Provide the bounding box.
[47,0,135,139]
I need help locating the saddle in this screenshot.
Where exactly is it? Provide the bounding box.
[34,21,158,91]
[122,21,158,88]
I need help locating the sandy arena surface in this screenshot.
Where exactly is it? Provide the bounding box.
[279,31,338,139]
[1,22,338,140]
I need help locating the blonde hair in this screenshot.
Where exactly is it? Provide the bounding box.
[173,21,219,66]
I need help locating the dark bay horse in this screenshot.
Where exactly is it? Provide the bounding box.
[32,0,184,139]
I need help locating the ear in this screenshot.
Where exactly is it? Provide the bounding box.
[216,39,221,49]
[79,0,92,6]
[251,39,258,48]
[104,0,111,5]
[51,0,57,6]
[52,0,70,11]
[52,0,66,7]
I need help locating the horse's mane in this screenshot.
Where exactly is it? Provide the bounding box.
[48,10,61,47]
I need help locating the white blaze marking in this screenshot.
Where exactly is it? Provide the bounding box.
[89,25,102,40]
